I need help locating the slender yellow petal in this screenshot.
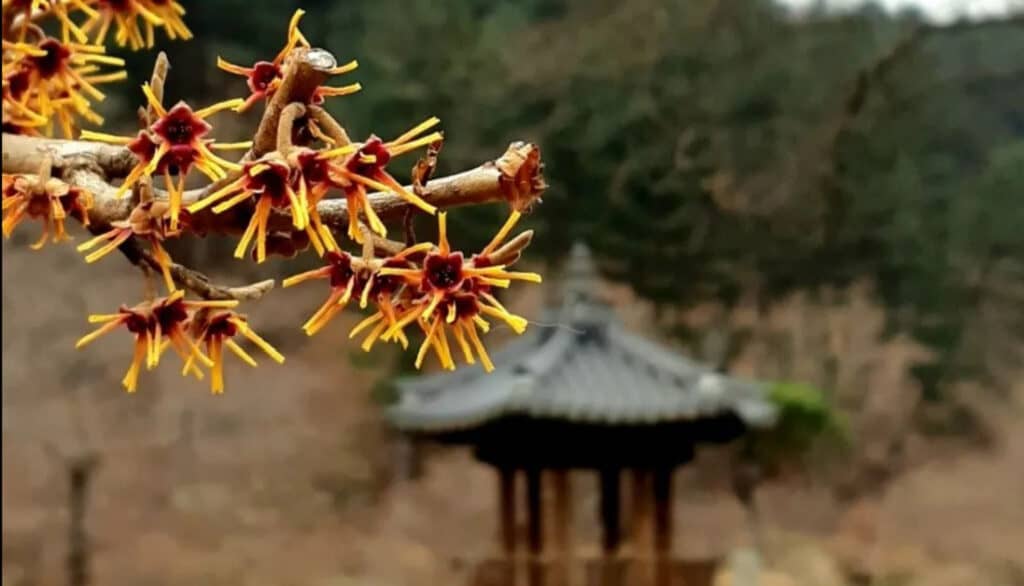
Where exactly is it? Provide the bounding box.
[349,312,384,339]
[328,59,359,75]
[387,132,444,158]
[466,324,494,372]
[476,277,512,289]
[480,305,528,334]
[87,313,124,323]
[141,83,166,117]
[436,211,449,254]
[359,274,374,309]
[316,83,362,98]
[233,213,260,259]
[211,189,256,215]
[282,267,330,288]
[452,321,475,365]
[217,57,251,75]
[75,317,124,349]
[122,336,148,392]
[388,117,441,148]
[393,242,435,258]
[82,229,131,263]
[226,339,258,367]
[188,177,245,213]
[194,98,246,119]
[79,130,134,144]
[209,339,224,393]
[421,291,444,320]
[415,317,440,369]
[359,320,389,352]
[209,141,252,150]
[234,320,285,363]
[435,320,455,370]
[186,300,240,309]
[480,211,522,256]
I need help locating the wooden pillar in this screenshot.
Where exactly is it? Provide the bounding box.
[545,469,572,586]
[596,467,625,586]
[599,467,622,555]
[67,455,100,586]
[499,467,518,557]
[630,469,655,586]
[393,435,423,481]
[653,467,674,586]
[630,469,655,551]
[493,467,518,586]
[526,467,544,586]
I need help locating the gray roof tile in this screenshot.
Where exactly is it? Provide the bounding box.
[388,243,778,433]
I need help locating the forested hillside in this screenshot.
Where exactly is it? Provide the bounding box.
[120,0,1024,400]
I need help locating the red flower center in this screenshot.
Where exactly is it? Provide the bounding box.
[465,256,498,294]
[439,293,481,321]
[154,300,189,331]
[371,259,408,297]
[325,251,355,288]
[205,314,239,338]
[32,39,70,79]
[26,192,51,217]
[248,61,281,93]
[244,163,292,207]
[296,150,330,186]
[347,136,392,176]
[151,103,212,146]
[59,190,89,221]
[127,132,158,161]
[100,0,133,13]
[4,67,32,100]
[160,144,199,175]
[424,252,465,291]
[122,311,151,334]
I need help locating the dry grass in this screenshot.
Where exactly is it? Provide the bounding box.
[3,237,1022,585]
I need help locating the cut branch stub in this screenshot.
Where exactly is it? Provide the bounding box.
[495,141,547,212]
[252,47,337,157]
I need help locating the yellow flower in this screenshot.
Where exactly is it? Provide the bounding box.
[144,0,191,45]
[379,212,540,324]
[81,0,190,51]
[282,251,362,336]
[2,0,97,44]
[352,211,540,373]
[326,118,442,242]
[76,200,179,293]
[186,154,306,264]
[186,309,284,394]
[75,292,230,392]
[2,172,92,248]
[217,9,359,112]
[76,300,159,393]
[80,84,247,230]
[3,36,126,137]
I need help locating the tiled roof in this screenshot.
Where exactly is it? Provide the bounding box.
[388,243,777,434]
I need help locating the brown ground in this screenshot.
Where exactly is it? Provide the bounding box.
[3,235,1022,586]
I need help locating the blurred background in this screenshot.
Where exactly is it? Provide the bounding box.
[3,0,1024,585]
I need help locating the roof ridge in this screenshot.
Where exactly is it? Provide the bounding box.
[606,322,709,382]
[516,324,578,378]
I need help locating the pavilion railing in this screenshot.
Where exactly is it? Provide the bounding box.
[468,553,720,586]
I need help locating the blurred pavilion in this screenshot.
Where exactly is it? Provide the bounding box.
[389,243,777,586]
